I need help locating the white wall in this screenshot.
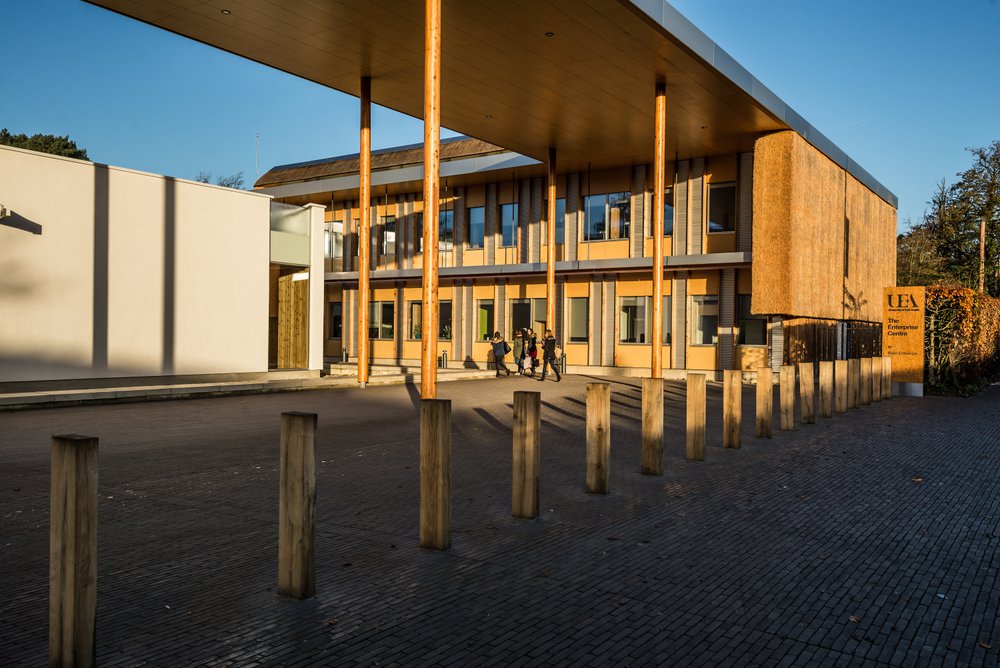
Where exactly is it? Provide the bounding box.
[307,204,325,371]
[0,145,272,383]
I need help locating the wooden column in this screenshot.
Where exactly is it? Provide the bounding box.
[723,370,742,449]
[641,377,664,475]
[798,362,815,425]
[586,383,611,493]
[755,366,773,438]
[882,356,893,399]
[848,358,861,409]
[779,365,796,431]
[872,356,883,403]
[819,361,834,418]
[278,412,316,599]
[420,0,442,399]
[512,391,540,518]
[49,435,98,668]
[420,399,451,548]
[860,357,873,405]
[650,81,667,378]
[686,373,706,461]
[358,76,372,386]
[835,359,848,413]
[546,147,557,332]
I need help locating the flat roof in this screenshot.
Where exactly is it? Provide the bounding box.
[87,0,896,208]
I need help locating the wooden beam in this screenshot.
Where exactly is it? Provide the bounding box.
[420,0,442,399]
[686,373,706,461]
[546,147,557,333]
[723,369,742,449]
[882,356,893,399]
[872,356,883,403]
[512,391,541,518]
[835,359,848,413]
[641,377,664,475]
[848,358,861,409]
[819,361,834,418]
[277,412,316,599]
[650,81,666,378]
[860,357,873,405]
[419,399,451,548]
[755,366,773,438]
[586,382,611,493]
[358,76,372,386]
[798,362,815,425]
[779,365,796,430]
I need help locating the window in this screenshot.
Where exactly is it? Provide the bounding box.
[663,295,672,345]
[324,221,344,259]
[543,198,567,244]
[351,218,360,256]
[647,187,675,237]
[738,295,767,345]
[585,191,630,241]
[467,206,485,248]
[439,300,452,340]
[368,301,394,339]
[708,182,736,233]
[619,296,650,343]
[691,295,719,345]
[415,213,423,253]
[407,300,451,339]
[511,298,547,333]
[381,216,396,256]
[500,202,518,247]
[569,297,588,342]
[439,209,454,251]
[328,302,342,339]
[477,300,495,340]
[408,301,422,340]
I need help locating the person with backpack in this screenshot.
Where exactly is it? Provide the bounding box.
[491,331,511,377]
[539,328,561,382]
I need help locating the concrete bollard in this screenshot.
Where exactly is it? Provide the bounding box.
[686,374,706,461]
[779,365,796,431]
[723,370,742,449]
[586,383,611,493]
[50,435,99,668]
[848,358,861,409]
[882,356,893,399]
[512,391,541,518]
[835,360,848,413]
[860,357,873,405]
[278,412,317,599]
[755,366,773,438]
[641,377,664,475]
[798,362,815,425]
[420,399,452,549]
[872,357,883,403]
[819,361,834,418]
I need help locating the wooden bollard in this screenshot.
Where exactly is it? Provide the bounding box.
[798,362,815,425]
[512,391,540,518]
[848,358,861,409]
[886,356,894,399]
[278,412,316,599]
[586,383,611,493]
[420,399,452,549]
[872,357,883,403]
[686,373,706,461]
[723,370,742,449]
[641,377,664,475]
[755,366,773,438]
[50,435,98,668]
[779,365,796,431]
[834,360,848,414]
[860,357,873,405]
[819,361,834,418]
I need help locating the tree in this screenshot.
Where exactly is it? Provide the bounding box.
[195,171,245,189]
[0,128,88,159]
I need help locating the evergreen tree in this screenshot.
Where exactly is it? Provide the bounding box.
[0,128,88,159]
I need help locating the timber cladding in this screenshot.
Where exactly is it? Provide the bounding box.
[751,131,897,323]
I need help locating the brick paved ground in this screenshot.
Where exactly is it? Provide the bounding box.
[2,375,999,666]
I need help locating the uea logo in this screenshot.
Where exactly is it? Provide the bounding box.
[887,293,918,308]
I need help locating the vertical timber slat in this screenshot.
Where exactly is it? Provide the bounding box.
[278,412,316,599]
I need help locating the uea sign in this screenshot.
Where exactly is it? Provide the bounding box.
[882,286,925,394]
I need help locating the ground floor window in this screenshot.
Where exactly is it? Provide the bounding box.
[569,297,588,342]
[662,295,672,345]
[328,301,342,339]
[620,296,650,343]
[369,301,394,339]
[691,295,719,345]
[407,300,452,340]
[737,295,766,345]
[510,298,547,334]
[478,300,495,340]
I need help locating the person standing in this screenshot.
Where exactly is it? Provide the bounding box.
[526,328,539,377]
[512,329,525,375]
[491,331,511,377]
[539,328,561,382]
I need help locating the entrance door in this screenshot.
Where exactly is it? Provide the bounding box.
[269,263,309,369]
[511,300,531,334]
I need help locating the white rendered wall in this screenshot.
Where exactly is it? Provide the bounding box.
[307,203,325,371]
[0,145,272,383]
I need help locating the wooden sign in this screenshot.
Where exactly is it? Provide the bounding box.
[882,287,925,388]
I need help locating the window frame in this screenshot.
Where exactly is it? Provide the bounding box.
[707,181,736,234]
[618,295,651,344]
[368,300,395,340]
[500,202,518,248]
[477,299,495,341]
[380,215,396,256]
[584,191,631,242]
[569,297,589,343]
[328,301,343,340]
[690,294,720,346]
[467,205,485,249]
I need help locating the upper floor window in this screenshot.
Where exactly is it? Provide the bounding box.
[467,206,485,248]
[439,209,454,251]
[500,202,518,247]
[414,213,423,254]
[325,220,343,259]
[708,182,736,233]
[381,216,396,256]
[585,191,630,241]
[647,187,675,237]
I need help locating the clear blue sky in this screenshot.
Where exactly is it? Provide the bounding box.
[3,0,998,230]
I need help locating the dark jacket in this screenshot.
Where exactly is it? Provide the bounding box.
[492,339,507,360]
[542,335,558,360]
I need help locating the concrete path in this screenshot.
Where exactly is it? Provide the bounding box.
[1,375,999,666]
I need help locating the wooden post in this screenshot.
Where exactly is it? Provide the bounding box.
[420,399,451,548]
[50,435,98,668]
[512,391,540,518]
[755,366,773,438]
[358,76,372,387]
[779,365,796,430]
[882,356,893,399]
[798,362,815,425]
[848,358,861,409]
[586,383,611,493]
[860,357,873,405]
[546,148,557,334]
[641,377,664,475]
[686,373,706,461]
[819,361,834,418]
[723,369,742,449]
[650,81,667,378]
[278,412,316,599]
[420,0,442,399]
[834,360,848,414]
[872,356,883,403]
